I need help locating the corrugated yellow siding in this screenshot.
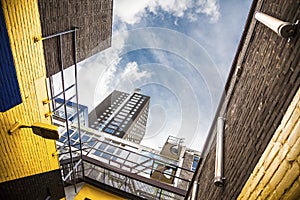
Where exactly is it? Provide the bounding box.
[0,0,59,182]
[238,87,300,200]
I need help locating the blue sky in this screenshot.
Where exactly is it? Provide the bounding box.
[78,0,252,151]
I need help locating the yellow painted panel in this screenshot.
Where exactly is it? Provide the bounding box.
[34,77,52,124]
[74,184,126,200]
[0,0,59,182]
[238,87,300,200]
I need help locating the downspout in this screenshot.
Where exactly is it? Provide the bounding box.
[212,0,261,187]
[190,180,199,200]
[213,64,242,187]
[187,64,243,197]
[214,117,225,186]
[185,0,259,198]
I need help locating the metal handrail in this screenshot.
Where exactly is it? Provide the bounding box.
[51,84,75,100]
[58,130,194,179]
[60,156,187,198]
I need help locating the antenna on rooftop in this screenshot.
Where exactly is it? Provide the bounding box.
[134,88,141,93]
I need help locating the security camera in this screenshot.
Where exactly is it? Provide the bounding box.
[255,12,298,38]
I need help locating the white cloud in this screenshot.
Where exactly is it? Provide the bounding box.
[174,18,179,26]
[121,62,151,82]
[78,26,128,110]
[114,0,150,25]
[196,0,220,23]
[73,0,250,151]
[187,12,198,22]
[93,60,152,108]
[114,0,220,25]
[79,27,224,150]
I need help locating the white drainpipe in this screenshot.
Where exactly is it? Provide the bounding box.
[190,180,199,200]
[214,117,225,187]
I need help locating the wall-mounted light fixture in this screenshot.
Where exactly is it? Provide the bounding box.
[9,122,60,140]
[255,12,298,38]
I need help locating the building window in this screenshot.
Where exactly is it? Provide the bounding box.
[191,155,200,172]
[111,121,120,126]
[116,114,125,119]
[104,128,114,134]
[108,124,117,129]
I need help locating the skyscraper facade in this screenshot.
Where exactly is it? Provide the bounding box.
[88,90,150,144]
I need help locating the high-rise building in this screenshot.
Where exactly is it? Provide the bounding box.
[88,89,150,144]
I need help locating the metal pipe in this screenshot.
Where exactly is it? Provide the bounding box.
[214,117,225,187]
[190,181,198,200]
[41,27,80,193]
[34,29,76,43]
[42,29,75,40]
[184,157,203,200]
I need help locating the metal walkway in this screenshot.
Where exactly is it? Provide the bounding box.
[42,28,193,200]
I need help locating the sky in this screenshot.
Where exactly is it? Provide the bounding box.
[77,0,252,151]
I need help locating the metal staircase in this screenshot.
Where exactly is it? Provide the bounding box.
[42,28,193,200]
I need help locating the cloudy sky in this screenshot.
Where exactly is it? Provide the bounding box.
[77,0,252,151]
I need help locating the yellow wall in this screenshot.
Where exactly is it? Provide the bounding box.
[74,184,126,200]
[0,0,59,182]
[238,87,300,199]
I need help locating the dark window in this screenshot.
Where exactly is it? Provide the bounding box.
[104,128,114,134]
[191,155,200,172]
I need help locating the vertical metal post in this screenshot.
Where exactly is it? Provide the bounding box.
[103,169,106,183]
[48,76,56,111]
[59,34,77,193]
[73,27,84,178]
[158,188,162,199]
[124,177,127,192]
